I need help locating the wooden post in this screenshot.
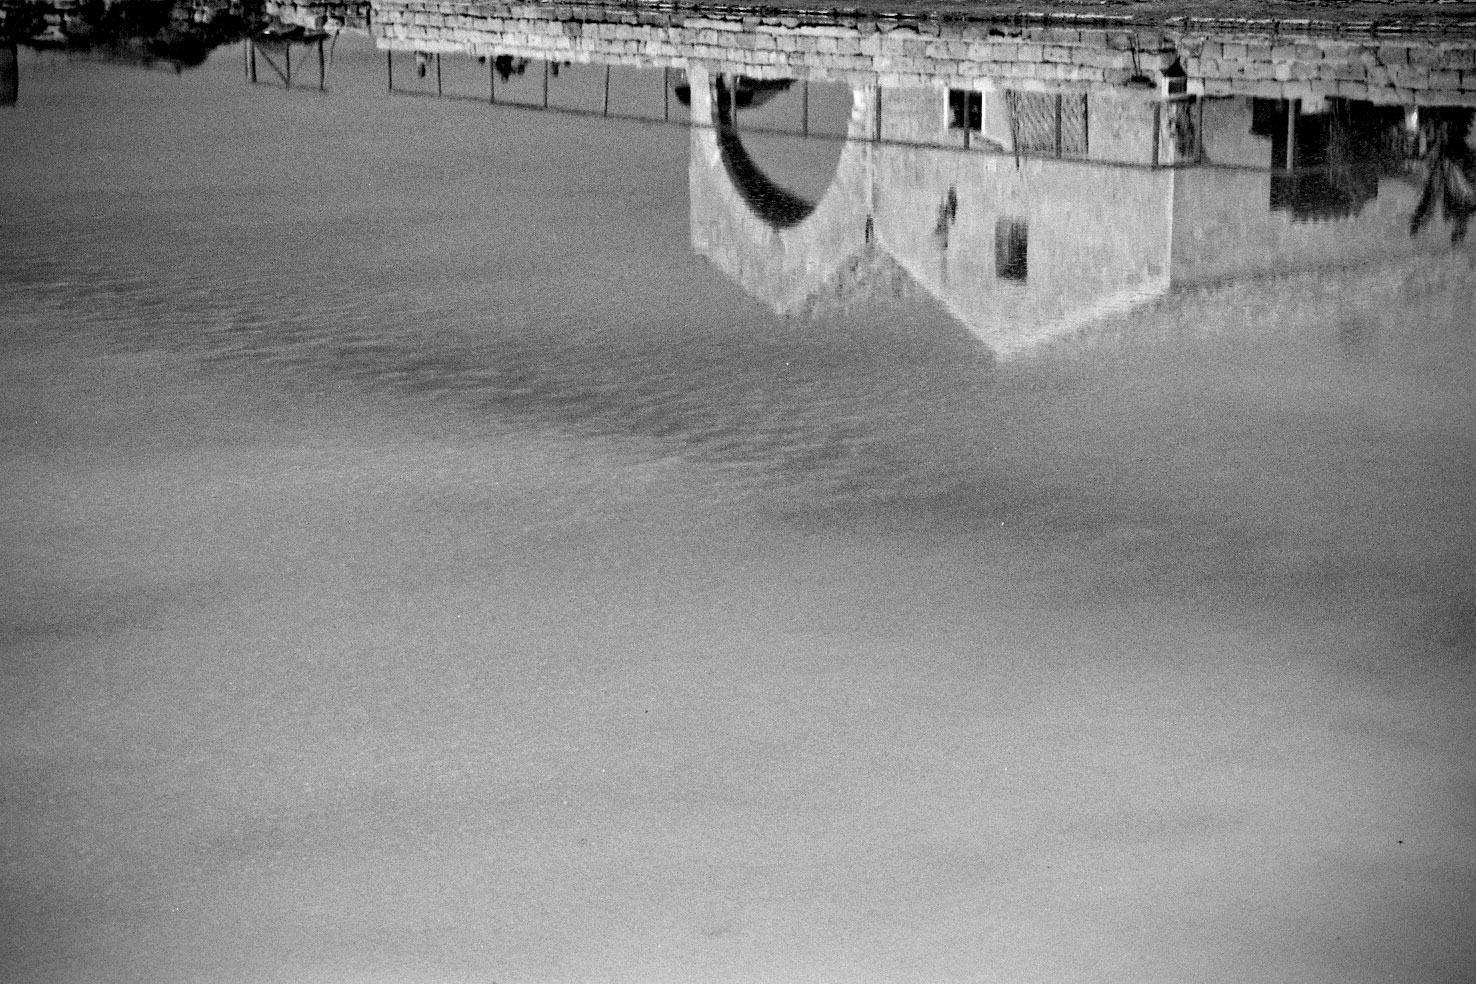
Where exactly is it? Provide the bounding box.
[435,53,442,97]
[801,79,809,137]
[317,35,325,91]
[386,49,393,92]
[873,86,882,142]
[663,66,670,122]
[284,43,290,88]
[489,54,495,103]
[603,64,610,116]
[542,59,549,108]
[244,38,250,81]
[250,40,257,83]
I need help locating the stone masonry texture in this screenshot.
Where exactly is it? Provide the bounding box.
[264,0,1476,106]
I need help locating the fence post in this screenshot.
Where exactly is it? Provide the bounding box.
[1151,102,1161,166]
[1285,98,1298,170]
[1054,94,1062,156]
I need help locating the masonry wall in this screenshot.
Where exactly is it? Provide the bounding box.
[336,0,1476,108]
[1198,97,1272,168]
[267,0,372,30]
[871,86,1160,165]
[1184,34,1476,108]
[870,149,1175,354]
[878,86,953,145]
[688,70,876,313]
[1169,168,1436,286]
[1087,94,1162,164]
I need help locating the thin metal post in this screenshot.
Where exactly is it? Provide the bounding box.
[435,53,442,97]
[873,86,882,141]
[244,38,249,81]
[1151,102,1161,166]
[603,64,610,116]
[1082,94,1089,156]
[284,43,290,88]
[317,36,325,91]
[1195,96,1204,163]
[386,49,393,92]
[489,55,495,103]
[1054,94,1063,156]
[663,67,670,121]
[1285,98,1298,170]
[542,59,549,108]
[249,39,257,83]
[801,79,809,137]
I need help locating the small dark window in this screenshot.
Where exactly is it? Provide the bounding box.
[995,219,1028,280]
[947,89,982,132]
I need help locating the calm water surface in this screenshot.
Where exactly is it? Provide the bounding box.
[2,32,1475,984]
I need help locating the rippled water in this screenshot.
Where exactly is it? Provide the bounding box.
[3,33,1475,984]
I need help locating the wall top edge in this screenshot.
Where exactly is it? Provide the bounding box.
[401,1,1476,39]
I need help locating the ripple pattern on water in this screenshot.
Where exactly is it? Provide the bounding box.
[2,206,1006,511]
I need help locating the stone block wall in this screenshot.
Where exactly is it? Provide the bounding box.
[868,148,1176,354]
[1169,167,1434,286]
[371,3,1180,94]
[365,1,1476,108]
[267,0,372,30]
[1182,33,1476,107]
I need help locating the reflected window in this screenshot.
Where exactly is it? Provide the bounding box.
[948,90,983,132]
[995,220,1028,281]
[1008,91,1089,157]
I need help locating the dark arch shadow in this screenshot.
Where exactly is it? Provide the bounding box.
[712,76,817,230]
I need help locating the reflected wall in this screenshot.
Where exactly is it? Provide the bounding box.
[246,0,1476,355]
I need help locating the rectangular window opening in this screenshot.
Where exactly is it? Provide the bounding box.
[995,219,1028,281]
[947,89,983,132]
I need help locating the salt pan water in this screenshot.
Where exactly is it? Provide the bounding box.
[2,28,1474,984]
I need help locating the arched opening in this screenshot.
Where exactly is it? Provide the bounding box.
[711,75,815,228]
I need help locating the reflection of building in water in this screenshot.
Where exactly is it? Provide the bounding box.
[1170,97,1468,287]
[5,0,268,70]
[2,43,17,106]
[358,1,1476,112]
[690,74,1460,355]
[332,0,1475,353]
[254,0,1475,352]
[688,69,1178,355]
